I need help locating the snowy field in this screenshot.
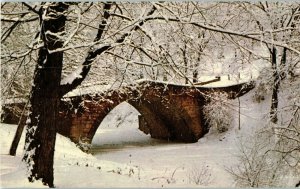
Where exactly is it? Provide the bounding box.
[0,90,294,187]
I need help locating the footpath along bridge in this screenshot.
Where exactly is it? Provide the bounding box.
[1,79,255,144]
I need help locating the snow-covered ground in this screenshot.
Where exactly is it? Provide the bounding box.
[1,89,278,188]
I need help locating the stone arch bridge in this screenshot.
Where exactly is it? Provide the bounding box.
[1,80,255,144]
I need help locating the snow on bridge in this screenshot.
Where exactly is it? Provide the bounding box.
[65,74,254,97]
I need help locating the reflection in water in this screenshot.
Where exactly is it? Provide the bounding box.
[91,137,182,154]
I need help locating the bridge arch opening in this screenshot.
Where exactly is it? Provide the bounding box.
[91,102,152,149]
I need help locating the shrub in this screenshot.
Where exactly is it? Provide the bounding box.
[188,164,212,186]
[203,92,233,133]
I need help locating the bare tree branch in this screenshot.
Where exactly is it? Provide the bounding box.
[22,3,40,15]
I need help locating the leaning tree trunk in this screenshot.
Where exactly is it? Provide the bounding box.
[22,3,68,187]
[9,99,28,156]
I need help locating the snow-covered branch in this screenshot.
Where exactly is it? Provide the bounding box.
[141,15,300,54]
[59,4,158,96]
[105,51,158,67]
[1,16,39,23]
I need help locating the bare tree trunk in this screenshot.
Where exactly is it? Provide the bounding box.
[22,3,68,187]
[9,99,28,156]
[9,123,24,156]
[270,47,287,124]
[193,59,199,83]
[182,44,188,84]
[296,180,300,187]
[193,44,203,83]
[280,47,287,80]
[238,97,241,130]
[9,113,25,155]
[270,47,279,123]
